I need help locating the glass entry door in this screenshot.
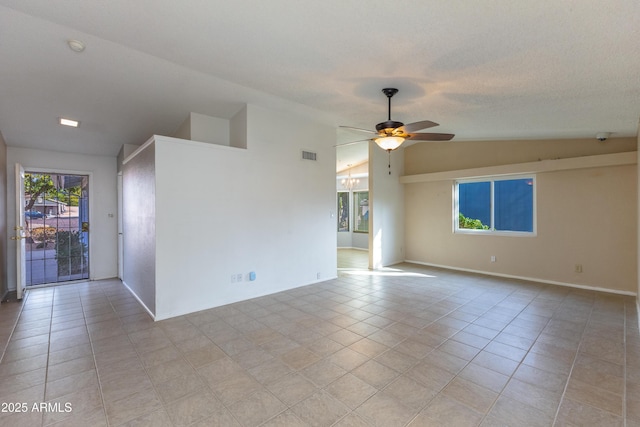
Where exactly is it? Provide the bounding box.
[23,171,90,286]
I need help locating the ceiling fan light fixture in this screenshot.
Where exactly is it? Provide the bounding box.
[374,136,404,150]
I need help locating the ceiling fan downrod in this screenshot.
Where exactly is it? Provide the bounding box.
[376,88,403,133]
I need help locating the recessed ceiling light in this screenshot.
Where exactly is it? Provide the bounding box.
[59,118,79,128]
[67,39,85,53]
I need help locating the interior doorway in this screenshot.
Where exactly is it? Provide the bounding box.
[336,140,370,270]
[22,171,90,286]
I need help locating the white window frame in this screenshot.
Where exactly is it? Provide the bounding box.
[454,174,537,237]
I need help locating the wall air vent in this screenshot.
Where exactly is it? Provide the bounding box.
[301,150,317,161]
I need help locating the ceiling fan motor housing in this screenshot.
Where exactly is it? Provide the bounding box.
[376,120,404,133]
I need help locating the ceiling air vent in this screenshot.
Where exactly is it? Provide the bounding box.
[301,150,317,161]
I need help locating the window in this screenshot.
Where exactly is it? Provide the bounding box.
[455,176,535,235]
[337,191,349,232]
[353,191,369,233]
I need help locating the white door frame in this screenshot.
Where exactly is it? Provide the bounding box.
[18,166,94,287]
[14,163,26,299]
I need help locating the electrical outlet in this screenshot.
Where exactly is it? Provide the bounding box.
[237,273,243,282]
[231,275,236,283]
[575,264,583,273]
[490,256,496,263]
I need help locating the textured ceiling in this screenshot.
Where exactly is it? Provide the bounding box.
[0,1,638,166]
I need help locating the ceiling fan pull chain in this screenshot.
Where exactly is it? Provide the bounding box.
[388,149,392,175]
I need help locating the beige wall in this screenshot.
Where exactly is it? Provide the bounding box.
[0,133,6,297]
[404,137,637,294]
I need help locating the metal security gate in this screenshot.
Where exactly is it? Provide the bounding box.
[23,172,89,286]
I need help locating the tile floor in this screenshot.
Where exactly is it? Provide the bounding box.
[0,263,639,426]
[337,248,368,270]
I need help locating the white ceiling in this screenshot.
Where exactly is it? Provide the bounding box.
[1,1,638,170]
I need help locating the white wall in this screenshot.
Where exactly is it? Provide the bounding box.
[369,143,405,268]
[148,105,336,319]
[173,112,231,146]
[5,147,118,289]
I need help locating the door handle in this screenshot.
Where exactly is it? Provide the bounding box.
[11,236,24,240]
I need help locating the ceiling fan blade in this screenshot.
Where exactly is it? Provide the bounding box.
[334,138,372,147]
[406,132,455,141]
[398,120,439,133]
[339,125,377,135]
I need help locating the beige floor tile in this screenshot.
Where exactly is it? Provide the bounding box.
[280,346,321,370]
[2,341,49,362]
[502,377,562,418]
[356,392,418,426]
[375,348,419,373]
[291,390,350,427]
[383,374,438,412]
[231,347,275,370]
[183,342,227,368]
[564,377,623,416]
[100,370,154,403]
[260,409,308,427]
[458,363,509,394]
[556,396,623,427]
[247,357,293,385]
[138,344,181,368]
[442,376,497,414]
[471,350,519,376]
[42,386,104,426]
[487,395,554,427]
[0,266,638,427]
[165,390,226,427]
[325,372,377,410]
[229,389,287,426]
[451,330,491,349]
[305,336,343,357]
[45,369,99,401]
[422,348,469,374]
[0,367,46,398]
[267,372,317,406]
[302,358,347,388]
[154,371,206,404]
[437,339,482,361]
[348,337,388,358]
[117,408,173,427]
[0,353,47,378]
[197,357,245,386]
[328,347,369,371]
[521,350,574,375]
[146,357,195,385]
[47,342,93,366]
[208,371,263,406]
[412,394,483,427]
[407,361,456,392]
[570,353,624,394]
[351,359,399,389]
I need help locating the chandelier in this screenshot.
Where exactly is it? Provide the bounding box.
[341,165,360,190]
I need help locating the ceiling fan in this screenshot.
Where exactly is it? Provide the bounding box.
[339,88,455,151]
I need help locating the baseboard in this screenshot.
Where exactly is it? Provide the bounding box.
[637,300,640,332]
[404,260,637,297]
[337,247,368,251]
[121,280,156,321]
